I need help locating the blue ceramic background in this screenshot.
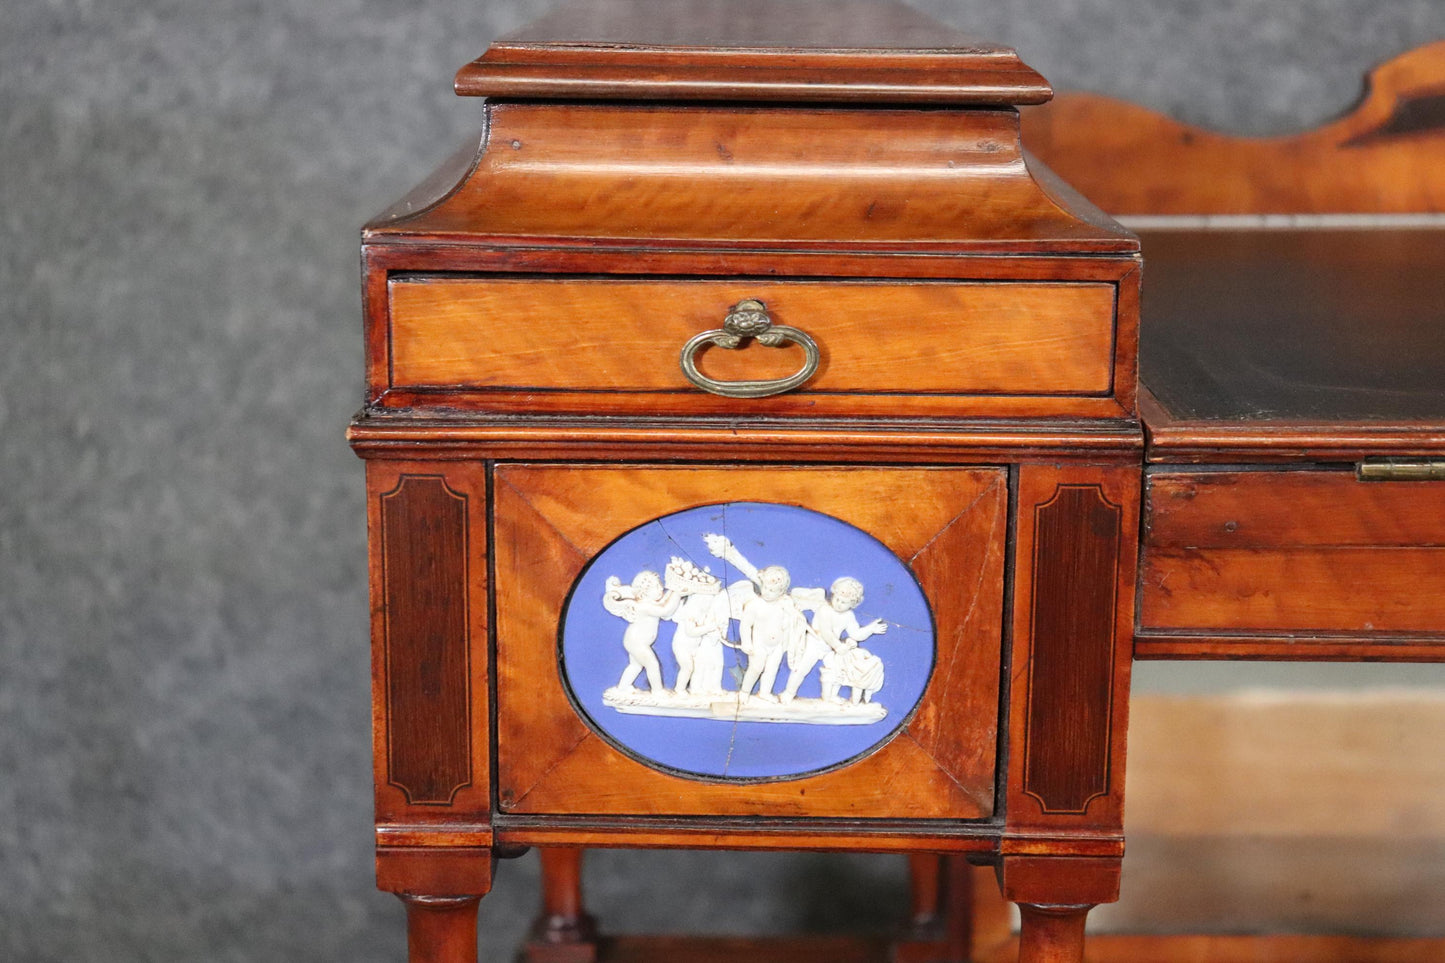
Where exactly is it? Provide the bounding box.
[560,502,935,780]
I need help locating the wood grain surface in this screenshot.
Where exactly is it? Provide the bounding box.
[388,277,1117,410]
[1022,486,1122,815]
[366,461,492,823]
[1007,464,1140,835]
[378,475,472,806]
[1022,41,1445,215]
[491,464,1007,822]
[367,102,1136,255]
[1141,470,1445,636]
[455,0,1050,105]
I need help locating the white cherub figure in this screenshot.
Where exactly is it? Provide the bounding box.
[704,534,812,703]
[810,576,887,704]
[665,556,730,696]
[783,575,887,704]
[602,570,680,694]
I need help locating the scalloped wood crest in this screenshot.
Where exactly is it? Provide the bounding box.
[1022,40,1445,215]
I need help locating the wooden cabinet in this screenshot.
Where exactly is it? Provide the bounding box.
[352,3,1144,961]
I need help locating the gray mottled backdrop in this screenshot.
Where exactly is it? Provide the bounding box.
[5,1,1444,960]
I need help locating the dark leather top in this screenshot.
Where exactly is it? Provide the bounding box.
[1140,228,1445,423]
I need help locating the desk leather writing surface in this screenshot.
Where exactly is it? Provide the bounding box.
[1138,228,1445,423]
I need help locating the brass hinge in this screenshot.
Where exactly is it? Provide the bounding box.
[1356,458,1445,481]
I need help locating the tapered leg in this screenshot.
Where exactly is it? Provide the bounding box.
[526,847,599,963]
[1016,904,1092,963]
[400,894,482,963]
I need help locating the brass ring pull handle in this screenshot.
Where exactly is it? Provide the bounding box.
[679,299,821,399]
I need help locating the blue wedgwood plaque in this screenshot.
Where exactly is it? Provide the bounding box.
[559,502,935,780]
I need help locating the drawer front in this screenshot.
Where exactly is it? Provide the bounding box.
[385,277,1120,416]
[493,464,1007,820]
[1141,470,1445,636]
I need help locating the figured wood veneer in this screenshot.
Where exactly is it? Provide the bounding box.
[491,464,1007,821]
[1007,465,1139,833]
[367,461,492,822]
[379,475,472,805]
[1022,486,1122,814]
[1023,41,1445,215]
[1141,470,1445,637]
[454,0,1051,106]
[367,103,1137,255]
[387,277,1118,413]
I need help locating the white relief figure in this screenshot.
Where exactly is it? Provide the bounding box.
[664,556,730,696]
[601,570,680,694]
[704,534,815,703]
[598,528,893,725]
[784,576,887,705]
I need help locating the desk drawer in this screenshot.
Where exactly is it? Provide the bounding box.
[384,277,1119,416]
[1140,470,1445,637]
[491,463,1006,820]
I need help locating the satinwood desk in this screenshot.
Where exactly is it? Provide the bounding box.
[352,2,1145,961]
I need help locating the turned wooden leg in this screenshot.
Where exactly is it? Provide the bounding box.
[400,894,482,963]
[908,853,945,935]
[893,854,948,963]
[895,856,1009,963]
[526,847,599,963]
[999,854,1118,963]
[1016,904,1092,963]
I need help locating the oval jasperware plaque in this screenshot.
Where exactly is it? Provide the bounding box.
[559,502,935,780]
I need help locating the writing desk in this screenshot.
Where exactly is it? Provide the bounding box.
[1017,39,1445,958]
[353,3,1144,962]
[352,4,1445,959]
[1135,227,1445,662]
[1022,39,1445,663]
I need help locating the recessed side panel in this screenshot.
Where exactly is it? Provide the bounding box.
[1008,464,1140,834]
[380,475,472,805]
[366,460,491,822]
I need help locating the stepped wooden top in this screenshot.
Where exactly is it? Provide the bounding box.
[454,0,1052,106]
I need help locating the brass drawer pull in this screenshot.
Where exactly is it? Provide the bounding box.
[680,299,821,398]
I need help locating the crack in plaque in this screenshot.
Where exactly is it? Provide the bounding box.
[721,502,742,778]
[654,512,714,573]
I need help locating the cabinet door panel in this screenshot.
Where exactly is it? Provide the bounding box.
[493,464,1007,820]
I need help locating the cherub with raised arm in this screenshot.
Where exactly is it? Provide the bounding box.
[780,575,887,704]
[809,576,887,704]
[602,570,680,694]
[704,534,811,703]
